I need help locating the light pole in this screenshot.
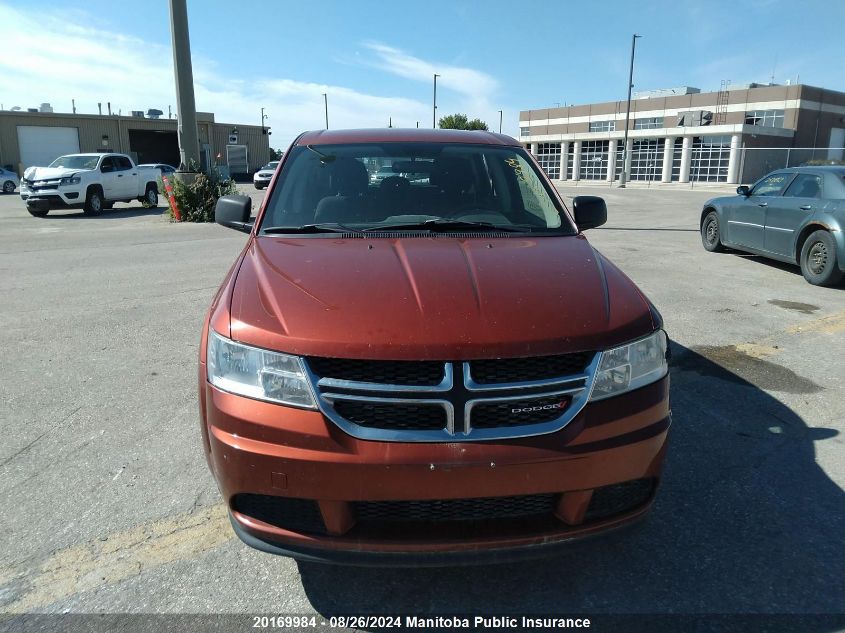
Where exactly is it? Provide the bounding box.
[168,0,200,174]
[498,110,503,134]
[322,93,328,129]
[261,108,269,159]
[433,73,440,128]
[618,33,641,188]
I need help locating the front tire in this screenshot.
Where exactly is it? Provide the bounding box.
[83,188,104,215]
[799,230,843,286]
[2,180,15,193]
[27,205,49,217]
[254,184,264,190]
[701,211,725,252]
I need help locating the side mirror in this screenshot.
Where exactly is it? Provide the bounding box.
[215,194,252,232]
[736,185,751,196]
[572,195,607,231]
[101,164,113,173]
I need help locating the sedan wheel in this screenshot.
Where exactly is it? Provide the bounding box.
[2,180,15,193]
[799,230,843,286]
[701,211,724,252]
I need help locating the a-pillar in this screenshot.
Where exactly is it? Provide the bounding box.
[727,134,742,184]
[571,141,581,181]
[678,136,692,184]
[559,142,569,180]
[661,137,674,182]
[607,139,618,183]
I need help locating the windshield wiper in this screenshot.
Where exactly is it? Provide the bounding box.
[364,218,534,233]
[262,223,363,235]
[304,145,336,163]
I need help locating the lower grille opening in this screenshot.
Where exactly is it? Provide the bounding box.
[585,478,656,522]
[331,400,447,431]
[354,494,556,524]
[231,494,327,535]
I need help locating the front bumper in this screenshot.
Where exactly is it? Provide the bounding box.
[253,176,272,187]
[21,187,83,209]
[201,376,670,563]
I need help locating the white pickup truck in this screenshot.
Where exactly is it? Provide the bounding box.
[21,153,161,217]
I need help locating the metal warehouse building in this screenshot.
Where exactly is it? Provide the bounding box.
[520,83,845,185]
[0,109,270,176]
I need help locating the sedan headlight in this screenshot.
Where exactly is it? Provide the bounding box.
[206,330,316,408]
[59,175,81,186]
[590,330,668,401]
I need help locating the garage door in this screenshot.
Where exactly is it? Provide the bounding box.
[17,126,80,169]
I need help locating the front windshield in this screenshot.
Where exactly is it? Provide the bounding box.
[259,143,571,234]
[261,161,279,170]
[49,155,100,170]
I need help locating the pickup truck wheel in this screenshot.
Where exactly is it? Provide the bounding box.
[27,205,49,217]
[800,230,843,286]
[2,180,15,193]
[83,188,104,216]
[143,185,158,208]
[701,211,725,252]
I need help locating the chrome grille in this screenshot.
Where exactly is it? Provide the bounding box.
[471,395,571,429]
[332,400,447,431]
[306,352,599,442]
[469,352,594,384]
[307,357,443,386]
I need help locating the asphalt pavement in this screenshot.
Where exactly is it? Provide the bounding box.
[0,183,843,629]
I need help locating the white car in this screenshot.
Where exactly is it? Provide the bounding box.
[20,153,160,217]
[0,166,20,193]
[253,161,279,190]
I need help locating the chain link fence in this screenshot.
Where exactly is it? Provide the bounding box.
[739,147,844,184]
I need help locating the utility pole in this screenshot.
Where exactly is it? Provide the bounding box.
[261,107,268,133]
[618,33,641,188]
[498,110,503,134]
[168,0,200,174]
[322,93,328,129]
[433,74,440,128]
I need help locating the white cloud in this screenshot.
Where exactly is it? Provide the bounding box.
[0,4,517,148]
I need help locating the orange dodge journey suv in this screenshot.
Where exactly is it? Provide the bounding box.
[199,129,671,565]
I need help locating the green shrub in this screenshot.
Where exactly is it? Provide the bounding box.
[164,163,239,222]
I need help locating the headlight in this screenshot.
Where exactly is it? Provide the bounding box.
[206,330,316,408]
[59,176,81,186]
[589,330,668,401]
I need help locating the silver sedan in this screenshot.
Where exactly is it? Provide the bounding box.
[700,166,845,286]
[0,166,20,193]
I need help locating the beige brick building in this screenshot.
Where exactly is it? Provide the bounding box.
[519,83,845,184]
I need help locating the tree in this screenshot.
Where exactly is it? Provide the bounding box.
[438,113,489,131]
[268,148,283,161]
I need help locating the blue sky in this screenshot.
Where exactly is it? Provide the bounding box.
[2,0,844,149]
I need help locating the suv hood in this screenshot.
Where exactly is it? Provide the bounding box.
[228,235,656,360]
[23,166,91,180]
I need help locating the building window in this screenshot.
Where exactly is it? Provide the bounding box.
[580,140,609,180]
[671,138,684,181]
[520,127,530,137]
[744,110,785,128]
[629,138,663,180]
[536,143,561,179]
[690,136,730,182]
[634,117,664,130]
[588,120,615,132]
